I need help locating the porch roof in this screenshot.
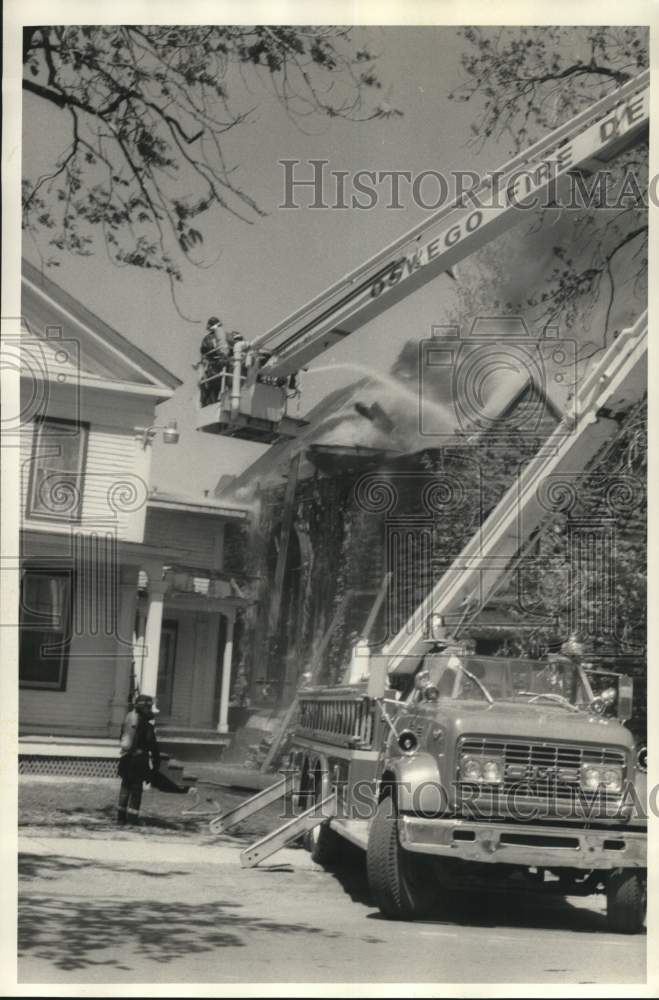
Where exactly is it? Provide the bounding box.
[21,528,193,567]
[148,490,249,520]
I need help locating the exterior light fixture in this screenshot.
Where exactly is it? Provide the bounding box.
[135,418,180,448]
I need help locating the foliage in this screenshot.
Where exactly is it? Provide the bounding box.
[450,26,647,151]
[22,25,395,286]
[450,26,648,337]
[478,399,647,659]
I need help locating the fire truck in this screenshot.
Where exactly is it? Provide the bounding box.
[205,76,648,932]
[212,306,647,932]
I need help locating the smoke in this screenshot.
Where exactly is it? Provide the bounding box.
[308,360,458,453]
[220,208,646,494]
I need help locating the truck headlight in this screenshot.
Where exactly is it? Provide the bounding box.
[482,758,503,783]
[601,767,623,793]
[580,764,623,793]
[460,754,504,784]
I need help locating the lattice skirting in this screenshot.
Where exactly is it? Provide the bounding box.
[19,755,119,778]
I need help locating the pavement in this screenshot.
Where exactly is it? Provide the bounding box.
[19,833,316,870]
[18,832,646,985]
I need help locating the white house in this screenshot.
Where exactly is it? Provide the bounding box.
[18,261,250,770]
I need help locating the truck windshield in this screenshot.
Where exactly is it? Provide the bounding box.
[422,654,590,707]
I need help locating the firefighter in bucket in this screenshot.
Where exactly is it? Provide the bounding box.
[199,316,231,405]
[117,695,161,825]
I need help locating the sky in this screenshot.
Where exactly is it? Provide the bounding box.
[21,25,645,498]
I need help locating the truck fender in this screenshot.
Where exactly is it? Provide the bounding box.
[380,752,445,814]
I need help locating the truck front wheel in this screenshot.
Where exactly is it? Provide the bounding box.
[607,869,646,934]
[367,796,433,920]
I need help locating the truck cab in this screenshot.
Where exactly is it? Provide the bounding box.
[291,643,647,932]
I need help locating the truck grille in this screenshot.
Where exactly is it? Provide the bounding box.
[457,736,627,810]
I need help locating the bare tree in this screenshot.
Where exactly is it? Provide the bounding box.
[450,26,648,338]
[22,25,396,288]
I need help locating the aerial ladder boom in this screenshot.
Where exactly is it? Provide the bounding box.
[253,72,648,376]
[196,72,647,442]
[384,311,648,674]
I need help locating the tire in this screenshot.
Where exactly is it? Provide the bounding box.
[607,869,646,934]
[366,796,434,920]
[303,769,342,867]
[306,817,342,866]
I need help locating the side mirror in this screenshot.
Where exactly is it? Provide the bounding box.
[414,670,431,691]
[590,687,617,717]
[585,669,634,723]
[616,674,634,723]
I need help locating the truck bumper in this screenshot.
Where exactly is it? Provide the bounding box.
[398,816,647,870]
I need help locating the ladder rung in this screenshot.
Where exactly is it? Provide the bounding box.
[240,791,337,868]
[209,774,296,834]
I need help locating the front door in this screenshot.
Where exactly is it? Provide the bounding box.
[156,619,178,717]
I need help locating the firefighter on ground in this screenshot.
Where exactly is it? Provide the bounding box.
[117,694,161,825]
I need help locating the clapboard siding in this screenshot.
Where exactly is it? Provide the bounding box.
[144,509,224,570]
[21,379,155,542]
[20,421,35,515]
[19,566,119,735]
[82,424,144,537]
[18,272,180,740]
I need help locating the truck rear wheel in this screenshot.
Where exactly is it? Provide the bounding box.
[306,817,342,866]
[367,796,433,920]
[607,869,646,934]
[304,771,341,867]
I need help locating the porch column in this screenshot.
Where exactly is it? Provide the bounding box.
[109,566,139,732]
[217,611,236,735]
[141,570,169,699]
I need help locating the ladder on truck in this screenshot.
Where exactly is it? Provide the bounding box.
[198,73,648,441]
[385,310,648,672]
[248,73,648,379]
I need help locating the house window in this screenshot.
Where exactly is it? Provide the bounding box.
[19,568,73,690]
[27,417,89,522]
